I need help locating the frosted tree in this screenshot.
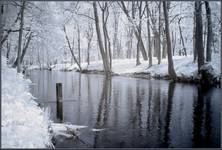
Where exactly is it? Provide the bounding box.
[195,1,204,72]
[163,1,177,79]
[93,2,111,75]
[205,1,213,62]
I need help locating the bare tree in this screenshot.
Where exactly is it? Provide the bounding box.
[158,1,161,64]
[12,31,33,67]
[85,19,93,66]
[6,40,10,59]
[99,2,112,70]
[195,1,205,72]
[77,23,81,68]
[93,2,111,75]
[163,1,177,79]
[112,3,119,59]
[193,5,197,62]
[147,3,161,64]
[1,6,21,47]
[171,31,176,56]
[136,1,143,66]
[205,1,213,62]
[16,0,25,73]
[126,23,133,59]
[162,34,167,58]
[146,2,152,67]
[0,2,4,52]
[63,25,82,71]
[119,1,148,61]
[126,2,135,59]
[178,18,187,56]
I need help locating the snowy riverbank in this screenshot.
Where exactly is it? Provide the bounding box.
[1,57,52,148]
[28,54,221,83]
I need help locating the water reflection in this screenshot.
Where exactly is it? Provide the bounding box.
[163,82,175,147]
[26,70,220,148]
[192,86,217,148]
[94,77,112,148]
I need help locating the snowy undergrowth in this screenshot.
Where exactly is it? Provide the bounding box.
[1,57,52,148]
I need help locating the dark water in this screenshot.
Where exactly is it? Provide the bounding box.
[26,70,221,148]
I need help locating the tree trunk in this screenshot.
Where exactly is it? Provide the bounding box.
[17,0,25,73]
[77,25,81,68]
[0,2,4,86]
[126,27,133,59]
[120,1,148,60]
[172,31,176,56]
[13,32,32,68]
[158,2,161,64]
[203,21,207,51]
[162,35,167,58]
[86,21,93,66]
[136,40,141,65]
[112,7,119,59]
[102,9,108,57]
[146,2,152,67]
[63,25,82,71]
[93,2,111,75]
[172,31,175,56]
[136,1,143,66]
[193,5,197,62]
[0,2,3,46]
[178,18,187,56]
[154,31,160,60]
[163,1,177,79]
[101,2,112,71]
[205,1,213,62]
[107,32,112,69]
[87,37,92,66]
[6,40,10,60]
[1,8,20,47]
[87,42,90,65]
[195,1,205,72]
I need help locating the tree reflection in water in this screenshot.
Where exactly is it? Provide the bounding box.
[27,71,220,148]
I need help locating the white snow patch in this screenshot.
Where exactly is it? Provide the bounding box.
[1,56,52,148]
[51,123,87,132]
[92,128,106,132]
[50,123,88,139]
[27,65,40,70]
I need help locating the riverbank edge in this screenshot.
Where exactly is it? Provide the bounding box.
[80,69,221,86]
[27,67,221,87]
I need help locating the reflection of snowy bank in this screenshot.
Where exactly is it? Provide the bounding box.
[1,57,52,148]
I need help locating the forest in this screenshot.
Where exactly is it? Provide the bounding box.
[1,1,221,83]
[1,1,221,148]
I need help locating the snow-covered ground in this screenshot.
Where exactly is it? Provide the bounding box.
[1,57,52,148]
[28,54,220,79]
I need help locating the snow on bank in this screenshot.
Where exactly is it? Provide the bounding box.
[27,54,221,79]
[145,55,220,78]
[27,65,40,70]
[1,57,52,148]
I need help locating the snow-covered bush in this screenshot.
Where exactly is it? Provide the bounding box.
[1,56,52,148]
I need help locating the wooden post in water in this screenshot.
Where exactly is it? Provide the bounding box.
[56,83,63,121]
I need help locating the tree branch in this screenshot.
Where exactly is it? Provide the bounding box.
[63,25,82,71]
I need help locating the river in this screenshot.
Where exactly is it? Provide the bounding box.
[26,70,220,148]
